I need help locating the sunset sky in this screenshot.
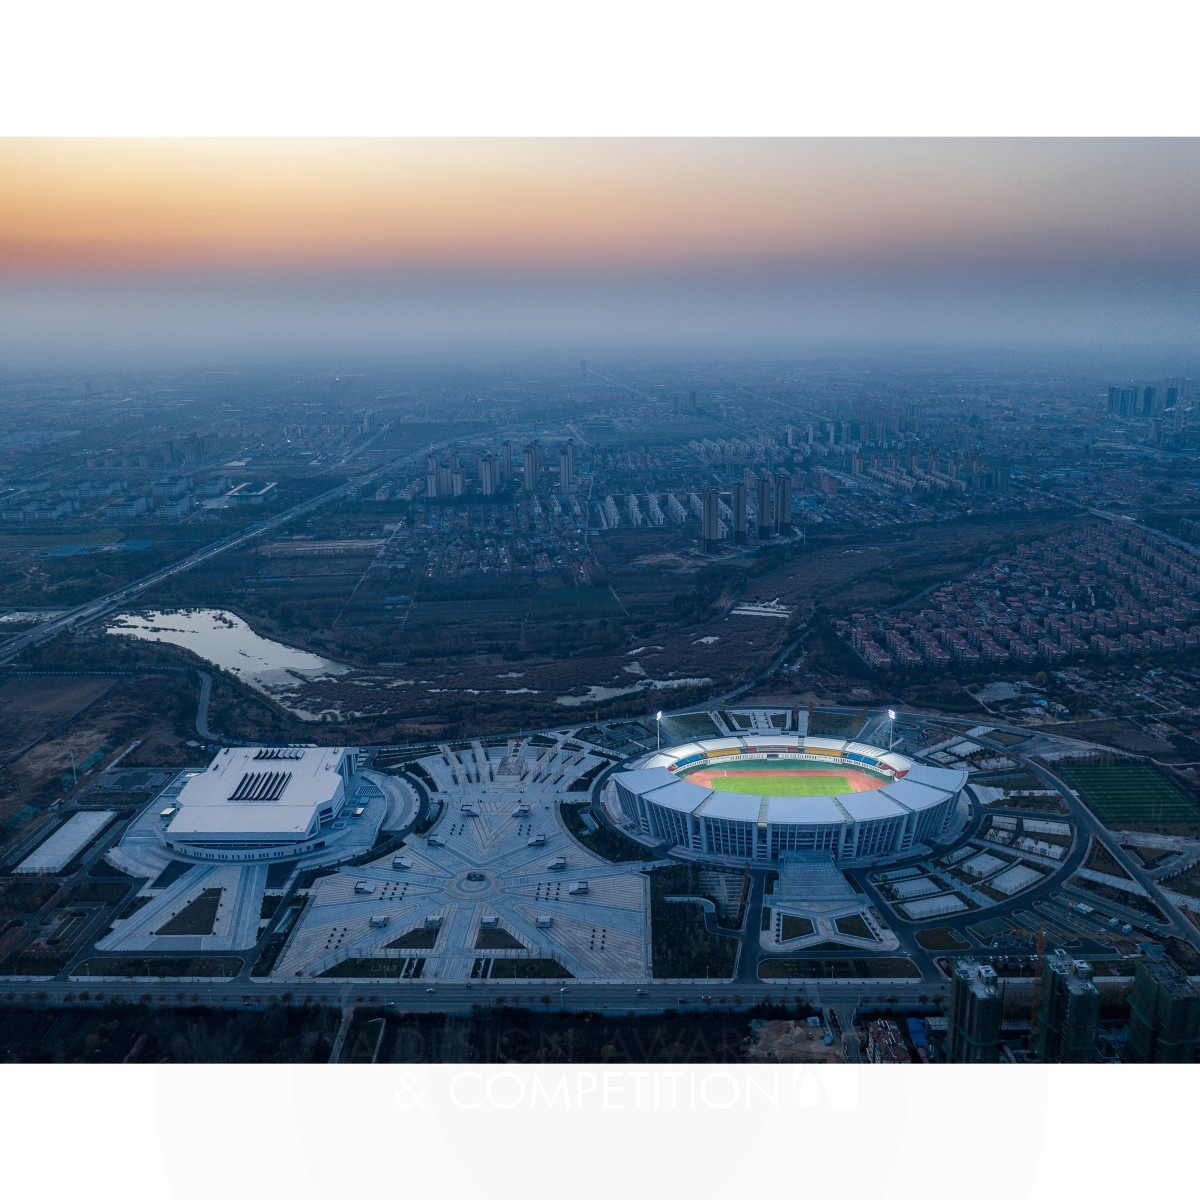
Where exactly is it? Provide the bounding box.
[2,138,1198,365]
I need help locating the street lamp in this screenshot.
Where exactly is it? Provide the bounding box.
[887,708,896,750]
[656,711,663,751]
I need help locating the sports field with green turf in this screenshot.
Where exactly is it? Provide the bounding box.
[1054,760,1200,826]
[678,758,886,796]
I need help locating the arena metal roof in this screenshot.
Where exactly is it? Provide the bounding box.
[166,746,353,842]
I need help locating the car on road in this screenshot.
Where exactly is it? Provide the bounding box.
[425,987,435,993]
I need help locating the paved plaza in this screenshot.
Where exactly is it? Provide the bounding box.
[96,768,403,955]
[760,852,899,953]
[96,862,269,954]
[275,738,652,981]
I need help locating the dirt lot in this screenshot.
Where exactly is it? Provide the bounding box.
[0,674,118,763]
[744,1019,842,1063]
[1030,718,1200,762]
[0,672,203,849]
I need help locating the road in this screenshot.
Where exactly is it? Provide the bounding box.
[1027,757,1199,946]
[0,974,947,1015]
[194,669,214,741]
[0,439,449,668]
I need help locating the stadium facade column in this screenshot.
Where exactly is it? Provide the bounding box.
[755,823,770,860]
[836,821,848,859]
[845,820,860,860]
[941,800,956,836]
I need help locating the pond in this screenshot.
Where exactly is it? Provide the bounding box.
[107,608,348,702]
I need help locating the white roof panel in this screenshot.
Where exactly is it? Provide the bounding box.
[901,763,967,794]
[839,790,906,821]
[803,737,847,753]
[643,779,711,814]
[616,766,681,796]
[14,810,117,874]
[166,745,352,840]
[765,794,847,825]
[698,789,761,820]
[878,778,955,812]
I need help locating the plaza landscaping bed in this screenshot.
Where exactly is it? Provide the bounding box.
[475,928,526,950]
[757,957,921,980]
[72,956,243,978]
[386,926,440,949]
[154,888,223,936]
[1083,839,1131,879]
[484,958,572,979]
[779,915,815,940]
[319,957,425,979]
[834,914,875,940]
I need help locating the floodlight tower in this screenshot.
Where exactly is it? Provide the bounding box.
[656,710,663,751]
[888,708,896,750]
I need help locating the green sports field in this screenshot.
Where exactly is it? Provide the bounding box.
[710,772,850,797]
[1054,760,1200,826]
[677,758,887,797]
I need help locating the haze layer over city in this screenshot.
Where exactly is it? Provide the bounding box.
[2,138,1200,1068]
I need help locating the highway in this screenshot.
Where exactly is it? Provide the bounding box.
[0,975,948,1015]
[0,439,443,668]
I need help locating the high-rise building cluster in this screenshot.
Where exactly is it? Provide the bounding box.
[422,437,576,500]
[426,452,465,499]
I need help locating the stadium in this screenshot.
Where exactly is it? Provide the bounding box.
[607,734,966,864]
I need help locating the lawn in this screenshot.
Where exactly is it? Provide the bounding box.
[649,865,739,979]
[660,711,722,742]
[807,710,865,738]
[1083,838,1131,879]
[1162,864,1200,900]
[1124,844,1178,870]
[0,527,125,551]
[915,925,971,951]
[1054,760,1200,827]
[559,803,658,862]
